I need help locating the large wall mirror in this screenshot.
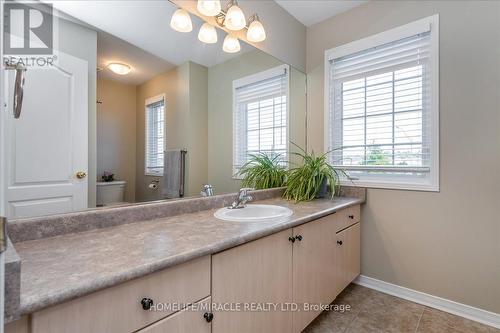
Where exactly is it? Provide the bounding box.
[2,1,306,219]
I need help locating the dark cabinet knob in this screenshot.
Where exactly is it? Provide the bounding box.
[348,215,354,219]
[141,297,154,310]
[288,236,296,243]
[337,240,343,245]
[204,312,214,322]
[295,235,303,241]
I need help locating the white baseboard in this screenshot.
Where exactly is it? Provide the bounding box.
[354,275,500,329]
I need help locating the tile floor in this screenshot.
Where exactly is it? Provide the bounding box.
[304,284,499,333]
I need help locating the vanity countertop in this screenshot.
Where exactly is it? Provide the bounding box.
[13,196,362,316]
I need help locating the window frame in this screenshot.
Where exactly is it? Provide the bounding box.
[144,94,166,176]
[324,15,439,191]
[232,64,290,179]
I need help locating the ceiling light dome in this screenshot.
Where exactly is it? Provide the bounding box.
[198,23,218,44]
[197,0,221,16]
[170,8,193,32]
[247,16,266,42]
[224,3,246,30]
[223,35,241,53]
[107,63,131,75]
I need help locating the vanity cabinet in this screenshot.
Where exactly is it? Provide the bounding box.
[335,222,361,297]
[212,205,361,333]
[292,214,338,332]
[211,229,294,333]
[6,205,361,333]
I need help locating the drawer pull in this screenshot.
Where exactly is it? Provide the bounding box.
[337,240,343,246]
[204,312,214,322]
[295,235,303,242]
[288,236,295,243]
[348,215,354,219]
[141,297,154,310]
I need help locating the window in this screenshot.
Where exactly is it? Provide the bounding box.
[325,15,439,191]
[145,95,165,176]
[233,64,289,176]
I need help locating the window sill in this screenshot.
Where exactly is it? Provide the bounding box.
[340,179,439,192]
[145,172,163,177]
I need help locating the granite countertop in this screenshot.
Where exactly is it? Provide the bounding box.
[13,196,362,317]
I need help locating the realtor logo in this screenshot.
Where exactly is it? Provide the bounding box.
[3,2,53,55]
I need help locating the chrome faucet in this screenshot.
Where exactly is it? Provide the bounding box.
[200,184,215,197]
[229,188,254,209]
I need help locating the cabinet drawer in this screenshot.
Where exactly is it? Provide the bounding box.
[336,204,360,231]
[138,297,211,333]
[31,255,210,333]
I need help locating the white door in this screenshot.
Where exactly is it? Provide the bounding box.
[2,52,88,219]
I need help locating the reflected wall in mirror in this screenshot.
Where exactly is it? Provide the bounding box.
[2,0,306,219]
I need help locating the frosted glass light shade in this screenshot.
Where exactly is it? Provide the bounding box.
[224,4,246,30]
[198,23,218,44]
[107,63,131,75]
[247,19,266,42]
[170,9,192,32]
[197,0,221,16]
[223,35,241,53]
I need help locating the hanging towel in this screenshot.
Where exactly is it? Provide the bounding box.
[162,150,182,198]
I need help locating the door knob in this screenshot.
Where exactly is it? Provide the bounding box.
[337,240,343,245]
[288,236,295,243]
[204,312,214,322]
[76,171,87,179]
[295,235,303,242]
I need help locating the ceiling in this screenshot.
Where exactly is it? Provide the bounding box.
[97,31,174,85]
[275,0,368,27]
[51,1,252,85]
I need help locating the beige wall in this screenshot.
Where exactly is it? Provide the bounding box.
[207,50,307,194]
[96,78,137,202]
[306,1,500,313]
[136,62,208,201]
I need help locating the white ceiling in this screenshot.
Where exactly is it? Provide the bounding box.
[97,31,174,85]
[275,0,368,27]
[51,1,252,84]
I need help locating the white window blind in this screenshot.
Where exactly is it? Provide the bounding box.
[145,97,165,176]
[326,16,439,191]
[233,65,289,176]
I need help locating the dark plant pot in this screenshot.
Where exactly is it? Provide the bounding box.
[315,177,328,199]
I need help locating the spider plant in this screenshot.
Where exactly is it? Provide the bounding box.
[284,144,347,202]
[237,153,287,189]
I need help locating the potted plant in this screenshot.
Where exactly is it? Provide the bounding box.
[237,153,287,189]
[284,145,346,202]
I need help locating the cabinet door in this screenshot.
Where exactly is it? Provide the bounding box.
[335,222,361,295]
[138,297,211,333]
[212,229,293,333]
[292,215,337,333]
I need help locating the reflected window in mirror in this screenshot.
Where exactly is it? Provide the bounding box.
[145,95,166,176]
[233,65,290,177]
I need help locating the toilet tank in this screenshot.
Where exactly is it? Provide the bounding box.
[96,181,126,206]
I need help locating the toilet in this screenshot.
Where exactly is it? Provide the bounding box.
[96,181,126,206]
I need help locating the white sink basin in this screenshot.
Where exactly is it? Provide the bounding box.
[214,204,293,223]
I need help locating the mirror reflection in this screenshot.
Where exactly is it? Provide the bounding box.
[3,1,306,219]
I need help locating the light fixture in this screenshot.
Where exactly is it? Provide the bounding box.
[107,63,131,75]
[246,15,266,42]
[224,1,246,31]
[170,8,193,32]
[223,35,241,53]
[197,0,221,16]
[198,23,218,44]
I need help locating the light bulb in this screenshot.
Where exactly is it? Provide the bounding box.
[223,35,241,53]
[197,0,221,16]
[247,19,266,42]
[170,9,192,33]
[224,4,246,30]
[107,63,131,75]
[198,23,218,44]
